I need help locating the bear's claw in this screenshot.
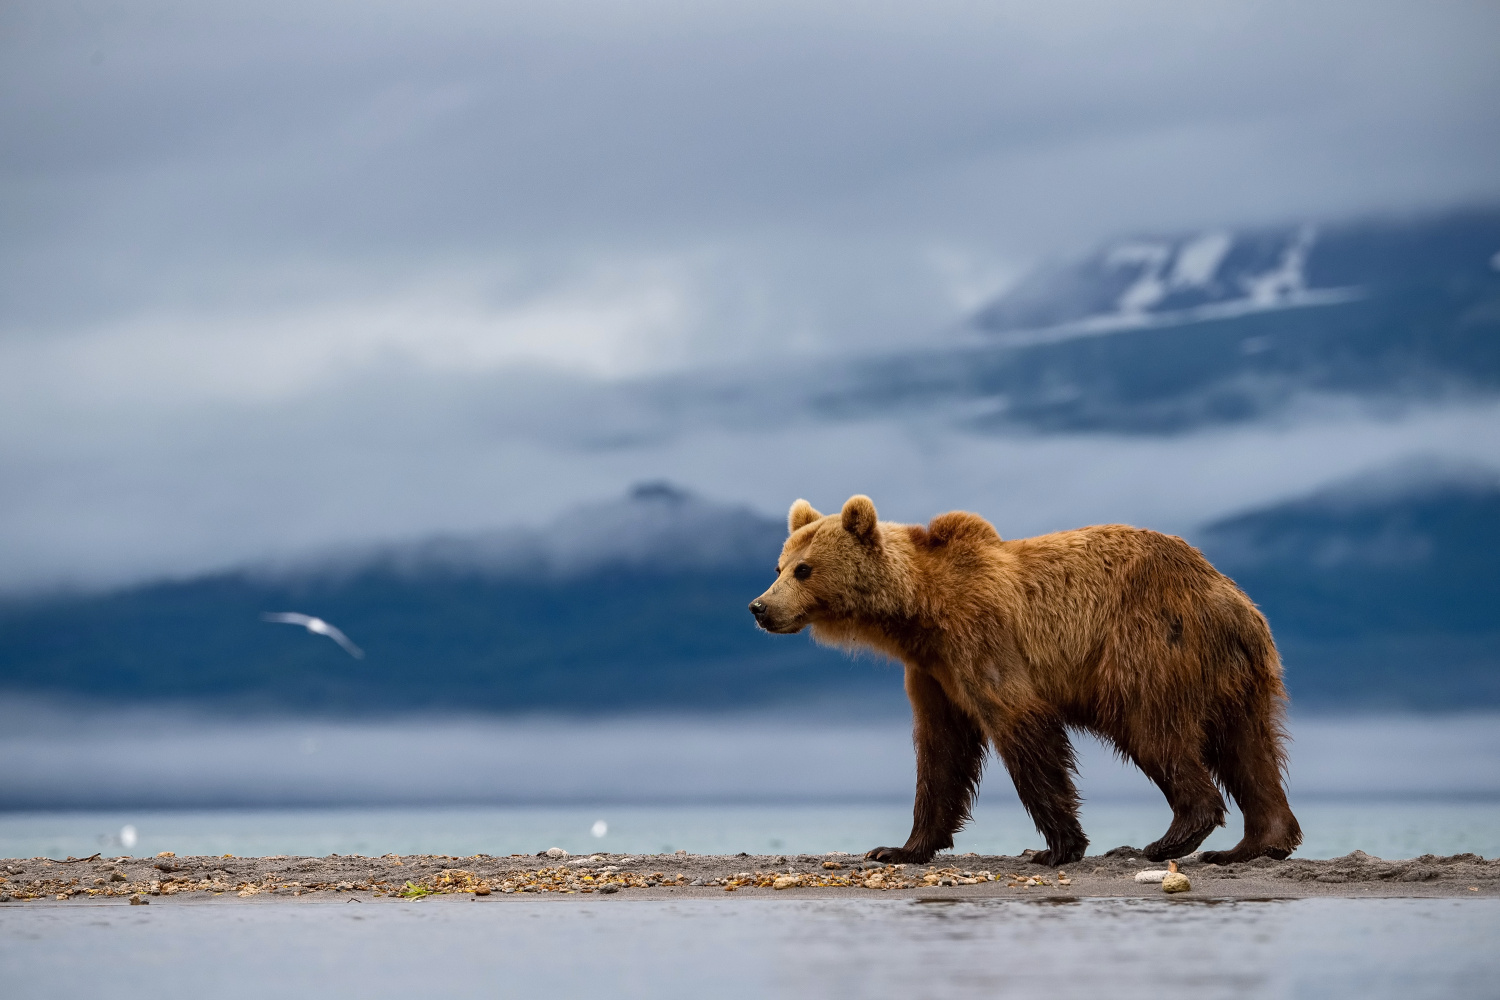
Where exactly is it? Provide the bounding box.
[1199,845,1293,865]
[864,846,934,864]
[1142,843,1189,862]
[1028,846,1086,867]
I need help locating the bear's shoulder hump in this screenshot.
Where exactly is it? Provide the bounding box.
[920,511,1002,548]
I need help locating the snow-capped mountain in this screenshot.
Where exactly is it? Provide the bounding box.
[974,213,1495,345]
[973,224,1367,346]
[810,208,1500,434]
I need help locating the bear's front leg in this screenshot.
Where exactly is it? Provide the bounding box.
[866,668,985,865]
[994,712,1089,867]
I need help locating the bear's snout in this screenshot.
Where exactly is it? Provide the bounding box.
[749,593,803,633]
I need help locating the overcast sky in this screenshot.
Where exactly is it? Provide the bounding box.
[3,0,1499,589]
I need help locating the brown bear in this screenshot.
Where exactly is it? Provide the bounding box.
[749,495,1302,867]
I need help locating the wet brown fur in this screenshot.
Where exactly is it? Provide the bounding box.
[751,496,1302,867]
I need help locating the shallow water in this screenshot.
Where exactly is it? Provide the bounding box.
[3,897,1496,999]
[3,799,1497,861]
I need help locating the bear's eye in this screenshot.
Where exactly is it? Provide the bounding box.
[793,563,812,581]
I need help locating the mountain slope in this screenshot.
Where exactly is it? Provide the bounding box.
[0,485,886,713]
[1,470,1496,714]
[1199,465,1500,709]
[813,209,1500,434]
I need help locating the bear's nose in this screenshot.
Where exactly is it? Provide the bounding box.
[749,600,767,616]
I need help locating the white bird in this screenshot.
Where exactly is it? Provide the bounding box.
[261,612,365,659]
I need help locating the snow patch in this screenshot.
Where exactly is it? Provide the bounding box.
[1106,243,1172,313]
[1241,225,1317,307]
[984,286,1363,350]
[1170,231,1233,289]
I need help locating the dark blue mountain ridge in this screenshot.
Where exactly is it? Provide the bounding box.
[1198,459,1500,709]
[1,467,1495,713]
[808,207,1500,434]
[0,484,824,714]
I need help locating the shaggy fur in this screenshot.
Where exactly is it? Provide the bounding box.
[750,495,1302,867]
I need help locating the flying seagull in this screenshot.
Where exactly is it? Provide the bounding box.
[261,612,365,659]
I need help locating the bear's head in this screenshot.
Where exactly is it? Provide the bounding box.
[748,494,912,637]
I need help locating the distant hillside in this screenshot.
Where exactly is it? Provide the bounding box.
[0,484,882,713]
[1199,464,1500,709]
[814,209,1500,433]
[1,470,1496,713]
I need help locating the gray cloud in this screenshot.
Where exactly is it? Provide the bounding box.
[6,0,1498,332]
[6,349,1500,590]
[2,0,1499,588]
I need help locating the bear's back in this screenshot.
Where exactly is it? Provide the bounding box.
[983,524,1235,671]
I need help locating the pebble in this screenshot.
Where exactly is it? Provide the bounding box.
[1134,870,1170,883]
[544,848,568,859]
[1162,872,1191,893]
[129,894,148,905]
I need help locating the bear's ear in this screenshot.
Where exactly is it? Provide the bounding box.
[841,495,879,544]
[788,499,823,534]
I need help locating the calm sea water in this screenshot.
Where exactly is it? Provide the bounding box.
[8,800,1497,999]
[4,897,1496,999]
[3,799,1497,860]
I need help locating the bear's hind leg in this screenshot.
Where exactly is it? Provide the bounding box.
[1200,716,1302,865]
[995,713,1088,867]
[1126,744,1226,862]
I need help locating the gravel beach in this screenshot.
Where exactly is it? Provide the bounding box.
[4,847,1495,903]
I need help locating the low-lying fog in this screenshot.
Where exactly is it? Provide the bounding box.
[3,704,1495,809]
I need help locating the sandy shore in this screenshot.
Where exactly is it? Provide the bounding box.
[3,847,1496,903]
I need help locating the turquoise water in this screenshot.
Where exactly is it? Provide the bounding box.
[4,897,1496,999]
[3,799,1496,860]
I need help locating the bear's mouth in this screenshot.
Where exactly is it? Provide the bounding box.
[759,620,806,635]
[752,611,806,635]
